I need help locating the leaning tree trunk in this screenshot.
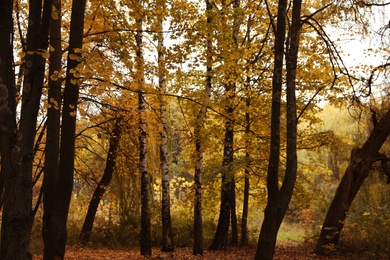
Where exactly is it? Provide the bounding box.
[1,0,52,258]
[256,0,302,258]
[44,1,87,258]
[314,109,390,255]
[80,119,122,244]
[135,12,152,256]
[42,0,62,254]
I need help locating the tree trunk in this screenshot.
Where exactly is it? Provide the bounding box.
[314,109,390,255]
[241,98,251,246]
[157,2,175,252]
[193,1,213,255]
[230,177,238,245]
[80,119,122,244]
[1,0,52,258]
[44,1,86,258]
[42,0,62,254]
[135,13,152,256]
[0,0,16,210]
[208,119,234,250]
[209,0,241,250]
[256,0,302,258]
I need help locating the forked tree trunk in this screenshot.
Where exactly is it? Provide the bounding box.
[1,0,52,258]
[42,0,62,254]
[80,119,122,244]
[314,109,390,255]
[256,0,302,258]
[44,1,87,258]
[135,13,152,256]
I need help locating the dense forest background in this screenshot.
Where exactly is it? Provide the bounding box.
[0,0,390,259]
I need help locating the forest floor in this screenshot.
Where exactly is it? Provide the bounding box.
[32,243,390,259]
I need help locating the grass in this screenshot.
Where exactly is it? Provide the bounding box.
[277,222,306,244]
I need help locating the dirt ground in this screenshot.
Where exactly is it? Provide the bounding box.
[32,244,390,259]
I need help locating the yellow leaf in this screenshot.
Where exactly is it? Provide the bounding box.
[69,53,81,61]
[43,100,52,109]
[51,5,59,20]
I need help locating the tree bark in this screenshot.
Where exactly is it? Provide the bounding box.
[230,177,238,245]
[193,1,213,255]
[42,0,62,254]
[209,0,241,250]
[241,96,251,246]
[1,0,52,258]
[314,109,390,255]
[157,2,175,252]
[0,0,16,210]
[44,1,87,258]
[80,119,122,244]
[208,118,234,250]
[256,0,302,258]
[135,13,152,256]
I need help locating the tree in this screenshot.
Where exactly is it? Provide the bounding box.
[314,67,390,255]
[192,0,213,255]
[255,0,302,258]
[156,0,175,252]
[80,118,122,244]
[42,0,62,254]
[134,4,152,255]
[1,0,52,258]
[209,0,242,250]
[44,0,87,258]
[0,0,16,210]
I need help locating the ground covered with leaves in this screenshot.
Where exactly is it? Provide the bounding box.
[32,243,390,259]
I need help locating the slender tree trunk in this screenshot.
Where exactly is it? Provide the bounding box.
[44,1,87,258]
[1,1,52,258]
[230,177,238,245]
[135,14,152,256]
[157,2,174,252]
[193,1,213,255]
[241,96,251,246]
[256,0,302,259]
[42,0,62,254]
[209,0,241,250]
[80,119,122,244]
[314,110,390,255]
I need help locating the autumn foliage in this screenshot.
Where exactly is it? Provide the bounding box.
[1,0,390,259]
